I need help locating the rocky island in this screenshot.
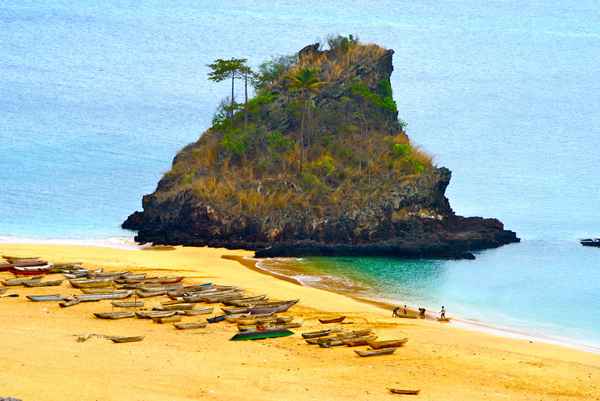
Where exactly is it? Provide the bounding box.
[123,36,519,259]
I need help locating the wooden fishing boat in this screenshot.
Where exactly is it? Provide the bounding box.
[135,310,176,319]
[180,307,213,316]
[302,329,341,339]
[367,338,408,349]
[135,289,167,298]
[223,295,268,306]
[59,297,81,308]
[230,328,294,341]
[437,317,451,323]
[0,263,15,271]
[395,313,418,319]
[336,329,373,338]
[143,276,184,284]
[153,303,195,311]
[77,290,133,302]
[152,315,181,324]
[69,278,114,289]
[388,388,420,395]
[355,348,396,357]
[63,271,90,279]
[238,322,302,332]
[319,316,346,324]
[27,294,66,302]
[343,335,378,347]
[0,287,5,295]
[174,321,207,330]
[138,283,183,292]
[9,259,47,266]
[222,306,250,315]
[110,336,144,343]
[318,339,346,348]
[79,288,117,294]
[207,314,226,323]
[2,276,42,286]
[247,299,299,315]
[2,255,40,262]
[90,271,128,279]
[94,311,135,320]
[10,263,53,276]
[112,300,144,308]
[237,315,292,326]
[23,279,63,287]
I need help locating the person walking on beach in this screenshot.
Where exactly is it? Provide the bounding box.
[403,305,408,315]
[440,306,446,320]
[392,306,400,317]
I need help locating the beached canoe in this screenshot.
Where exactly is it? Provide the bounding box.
[27,294,66,302]
[0,287,5,295]
[2,255,40,262]
[10,263,53,276]
[207,315,226,324]
[343,335,378,347]
[143,276,184,284]
[135,310,176,319]
[355,348,396,357]
[94,311,135,320]
[152,315,181,324]
[59,297,81,308]
[301,329,341,339]
[79,288,117,294]
[23,279,63,287]
[247,300,299,315]
[238,322,302,332]
[223,295,269,306]
[367,338,408,349]
[237,316,291,326]
[69,278,114,289]
[437,317,451,323]
[77,290,133,302]
[222,306,250,315]
[174,321,207,330]
[11,259,48,267]
[111,301,144,308]
[135,289,167,298]
[180,307,213,316]
[335,329,373,339]
[110,336,144,343]
[153,303,195,311]
[2,277,42,286]
[91,271,128,279]
[0,263,15,271]
[230,329,294,341]
[388,388,420,395]
[319,316,346,324]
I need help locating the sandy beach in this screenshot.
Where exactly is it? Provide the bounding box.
[0,243,599,401]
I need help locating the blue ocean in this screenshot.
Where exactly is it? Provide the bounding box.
[1,2,599,348]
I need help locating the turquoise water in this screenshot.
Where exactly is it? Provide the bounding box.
[1,2,599,346]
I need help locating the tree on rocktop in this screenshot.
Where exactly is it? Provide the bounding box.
[288,67,324,172]
[207,58,248,121]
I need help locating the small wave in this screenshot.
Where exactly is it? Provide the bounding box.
[0,235,141,250]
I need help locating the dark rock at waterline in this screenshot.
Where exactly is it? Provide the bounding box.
[122,39,519,259]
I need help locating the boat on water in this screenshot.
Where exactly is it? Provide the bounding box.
[580,238,600,247]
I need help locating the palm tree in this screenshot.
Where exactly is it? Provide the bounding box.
[288,68,324,171]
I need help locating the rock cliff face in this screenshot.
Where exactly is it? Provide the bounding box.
[123,38,518,258]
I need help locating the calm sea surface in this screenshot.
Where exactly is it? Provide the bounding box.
[1,1,599,347]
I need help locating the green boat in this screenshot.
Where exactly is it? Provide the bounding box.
[230,329,294,341]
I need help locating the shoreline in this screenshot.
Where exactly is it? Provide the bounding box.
[0,242,598,401]
[250,255,600,355]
